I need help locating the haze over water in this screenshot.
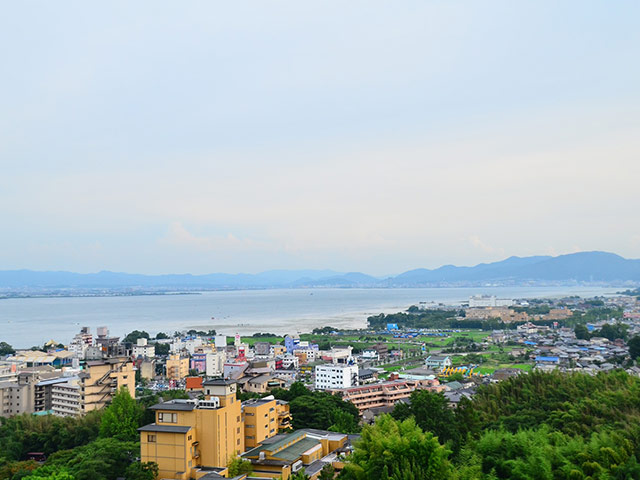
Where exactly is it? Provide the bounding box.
[0,286,620,348]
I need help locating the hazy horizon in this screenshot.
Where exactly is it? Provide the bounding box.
[2,2,639,276]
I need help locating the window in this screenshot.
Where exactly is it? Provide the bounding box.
[158,412,177,423]
[147,434,156,443]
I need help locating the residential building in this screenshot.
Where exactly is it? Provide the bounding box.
[242,397,291,449]
[35,376,69,412]
[139,379,243,480]
[167,354,190,381]
[315,364,358,390]
[0,369,60,417]
[52,377,82,417]
[424,355,452,371]
[132,338,155,358]
[80,357,135,413]
[331,379,439,414]
[171,336,203,355]
[244,375,286,394]
[68,327,93,359]
[139,358,157,380]
[372,343,388,358]
[205,350,226,377]
[270,345,287,357]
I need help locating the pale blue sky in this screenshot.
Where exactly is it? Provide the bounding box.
[1,1,639,275]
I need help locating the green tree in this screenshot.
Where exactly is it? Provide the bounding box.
[391,390,459,448]
[328,409,360,434]
[22,466,75,480]
[629,335,640,361]
[319,464,335,480]
[0,342,15,356]
[574,324,590,340]
[42,438,139,480]
[155,332,169,340]
[341,415,453,480]
[595,323,628,341]
[227,456,252,476]
[99,388,143,442]
[154,343,170,356]
[124,462,158,480]
[123,330,150,344]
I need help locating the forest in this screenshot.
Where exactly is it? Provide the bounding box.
[342,370,640,479]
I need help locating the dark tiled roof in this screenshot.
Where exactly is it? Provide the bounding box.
[138,424,191,434]
[203,378,236,386]
[150,400,196,411]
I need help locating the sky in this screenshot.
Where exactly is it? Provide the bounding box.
[1,1,639,276]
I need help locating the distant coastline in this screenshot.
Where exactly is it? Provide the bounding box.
[0,291,201,300]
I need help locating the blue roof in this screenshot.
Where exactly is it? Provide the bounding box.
[535,356,559,362]
[523,341,537,345]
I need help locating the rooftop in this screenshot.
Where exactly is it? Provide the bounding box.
[150,400,196,411]
[203,378,237,386]
[138,424,192,434]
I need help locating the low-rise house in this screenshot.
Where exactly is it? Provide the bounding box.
[424,355,452,371]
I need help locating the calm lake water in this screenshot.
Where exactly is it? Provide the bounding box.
[0,286,620,348]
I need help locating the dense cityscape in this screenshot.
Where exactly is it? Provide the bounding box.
[2,288,640,479]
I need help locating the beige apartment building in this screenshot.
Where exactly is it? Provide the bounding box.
[0,369,60,418]
[80,357,135,413]
[166,354,189,381]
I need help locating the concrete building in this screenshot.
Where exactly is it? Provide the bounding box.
[133,338,155,358]
[167,354,190,381]
[205,350,226,378]
[51,378,82,417]
[330,379,438,414]
[35,376,70,413]
[171,336,203,355]
[80,357,135,413]
[139,379,243,480]
[68,327,93,359]
[315,364,358,390]
[0,369,60,417]
[469,295,514,307]
[241,429,348,479]
[139,359,157,380]
[242,397,291,449]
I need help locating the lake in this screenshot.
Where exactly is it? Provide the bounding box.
[0,286,620,348]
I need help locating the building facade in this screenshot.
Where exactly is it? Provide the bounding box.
[315,364,358,390]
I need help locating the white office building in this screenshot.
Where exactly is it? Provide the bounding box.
[132,338,155,358]
[469,295,514,308]
[315,364,358,390]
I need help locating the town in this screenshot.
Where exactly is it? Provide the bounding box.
[2,289,640,479]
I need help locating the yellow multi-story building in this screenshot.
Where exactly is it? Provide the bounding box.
[242,398,292,449]
[80,357,135,413]
[166,354,190,381]
[139,379,244,480]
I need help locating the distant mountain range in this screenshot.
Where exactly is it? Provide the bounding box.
[1,251,639,290]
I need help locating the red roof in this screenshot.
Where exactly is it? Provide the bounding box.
[185,376,203,390]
